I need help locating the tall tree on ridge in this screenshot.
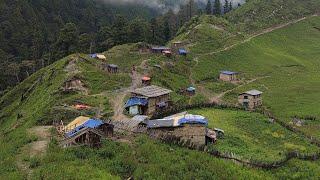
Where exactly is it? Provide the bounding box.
[206,0,212,15]
[213,0,222,16]
[224,0,229,14]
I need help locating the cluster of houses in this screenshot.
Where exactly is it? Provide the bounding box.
[150,41,188,58]
[89,53,119,74]
[61,42,263,148]
[219,70,263,110]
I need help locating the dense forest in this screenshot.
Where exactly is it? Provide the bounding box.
[0,0,238,93]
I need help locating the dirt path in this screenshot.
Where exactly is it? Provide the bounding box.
[17,126,52,178]
[211,76,270,104]
[111,63,144,121]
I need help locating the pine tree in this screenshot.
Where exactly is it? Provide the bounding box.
[206,0,212,15]
[229,1,233,11]
[224,0,229,14]
[213,0,222,16]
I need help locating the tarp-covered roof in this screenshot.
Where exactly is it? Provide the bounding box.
[178,49,187,54]
[97,54,106,60]
[65,116,90,132]
[178,114,208,126]
[187,86,196,92]
[142,76,151,81]
[125,97,148,108]
[89,54,97,58]
[65,119,104,138]
[221,71,238,75]
[147,113,208,129]
[131,85,172,98]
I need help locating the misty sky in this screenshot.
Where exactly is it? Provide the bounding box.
[98,0,246,11]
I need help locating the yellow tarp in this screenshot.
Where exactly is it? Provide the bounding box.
[97,54,106,60]
[64,116,90,132]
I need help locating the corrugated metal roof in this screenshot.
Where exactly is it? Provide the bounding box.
[147,119,175,128]
[131,85,172,98]
[241,89,263,96]
[152,46,170,50]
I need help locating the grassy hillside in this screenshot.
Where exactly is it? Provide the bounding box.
[1,0,320,178]
[190,16,320,138]
[227,0,320,32]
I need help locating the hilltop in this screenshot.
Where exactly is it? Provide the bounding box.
[1,0,320,179]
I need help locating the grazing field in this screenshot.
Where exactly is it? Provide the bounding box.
[190,108,319,162]
[191,16,320,139]
[31,136,274,179]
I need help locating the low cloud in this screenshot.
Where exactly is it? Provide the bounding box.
[97,0,246,12]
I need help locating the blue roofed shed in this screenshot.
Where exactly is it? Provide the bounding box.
[220,70,239,82]
[178,49,188,56]
[125,97,148,115]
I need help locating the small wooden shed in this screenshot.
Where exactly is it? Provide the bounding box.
[219,71,238,82]
[107,64,118,73]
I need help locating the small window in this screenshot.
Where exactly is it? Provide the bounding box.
[244,96,248,99]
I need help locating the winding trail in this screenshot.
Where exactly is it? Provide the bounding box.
[200,15,318,56]
[211,76,270,104]
[111,60,148,121]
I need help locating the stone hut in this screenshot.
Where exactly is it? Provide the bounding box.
[146,114,209,147]
[238,90,263,110]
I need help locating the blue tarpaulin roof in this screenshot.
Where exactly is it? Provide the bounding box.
[125,97,148,108]
[66,119,104,138]
[178,49,187,55]
[89,54,97,58]
[178,115,208,126]
[221,71,238,75]
[187,86,196,92]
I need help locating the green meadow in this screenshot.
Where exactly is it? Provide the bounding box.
[182,16,320,139]
[190,108,319,162]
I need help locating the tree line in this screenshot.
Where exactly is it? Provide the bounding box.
[0,0,240,93]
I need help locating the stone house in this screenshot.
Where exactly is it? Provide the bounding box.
[238,90,263,110]
[146,114,209,147]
